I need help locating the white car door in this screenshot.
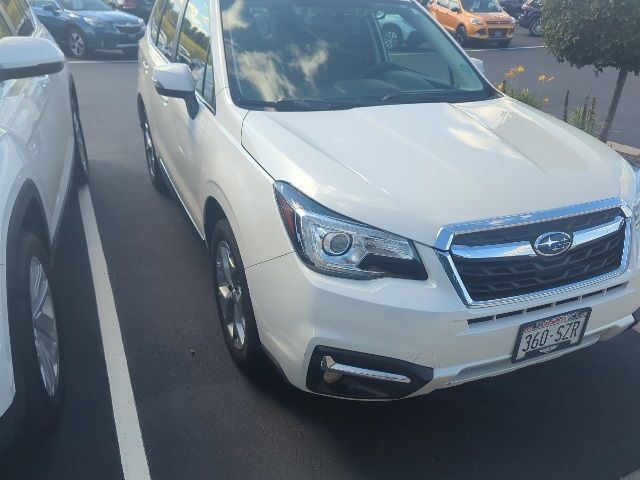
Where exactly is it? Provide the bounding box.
[0,0,73,237]
[140,0,184,183]
[168,0,214,223]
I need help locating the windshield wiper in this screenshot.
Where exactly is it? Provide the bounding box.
[237,98,361,112]
[380,91,467,104]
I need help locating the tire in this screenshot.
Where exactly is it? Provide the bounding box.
[455,25,467,46]
[210,220,263,371]
[497,39,512,47]
[529,18,541,37]
[381,24,403,51]
[122,47,138,59]
[71,94,89,184]
[140,108,168,194]
[66,27,91,59]
[8,232,64,433]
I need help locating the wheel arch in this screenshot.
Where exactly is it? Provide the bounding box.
[7,181,51,262]
[203,195,228,246]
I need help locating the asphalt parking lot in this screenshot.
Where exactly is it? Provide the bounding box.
[2,30,640,480]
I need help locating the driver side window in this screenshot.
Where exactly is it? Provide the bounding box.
[449,0,460,10]
[437,0,449,7]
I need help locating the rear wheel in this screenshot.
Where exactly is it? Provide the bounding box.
[455,25,467,46]
[529,17,541,36]
[381,24,403,51]
[66,28,91,59]
[72,94,89,184]
[210,220,263,370]
[9,232,65,433]
[140,109,168,194]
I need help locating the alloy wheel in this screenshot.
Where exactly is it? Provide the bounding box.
[29,258,60,398]
[456,27,466,45]
[73,107,89,176]
[215,241,246,350]
[68,32,85,57]
[383,30,400,50]
[142,119,157,180]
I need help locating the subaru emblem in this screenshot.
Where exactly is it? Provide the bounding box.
[533,232,573,256]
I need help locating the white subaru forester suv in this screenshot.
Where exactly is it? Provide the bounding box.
[138,0,640,400]
[0,0,88,448]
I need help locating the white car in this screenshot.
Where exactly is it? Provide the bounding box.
[0,1,88,449]
[138,0,640,400]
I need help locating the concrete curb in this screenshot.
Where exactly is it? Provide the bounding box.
[609,141,640,159]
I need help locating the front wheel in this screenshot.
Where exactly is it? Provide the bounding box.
[66,28,91,59]
[8,232,65,433]
[455,25,467,46]
[529,18,541,37]
[210,220,263,371]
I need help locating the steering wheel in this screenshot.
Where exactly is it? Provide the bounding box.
[359,62,405,79]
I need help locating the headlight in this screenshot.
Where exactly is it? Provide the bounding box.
[83,17,108,28]
[470,17,484,25]
[274,182,428,280]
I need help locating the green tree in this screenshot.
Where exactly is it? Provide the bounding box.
[542,0,640,142]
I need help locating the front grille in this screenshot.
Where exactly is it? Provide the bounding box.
[115,24,142,34]
[449,207,627,303]
[488,28,510,35]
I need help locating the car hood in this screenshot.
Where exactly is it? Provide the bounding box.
[474,11,512,21]
[241,97,635,248]
[71,9,141,24]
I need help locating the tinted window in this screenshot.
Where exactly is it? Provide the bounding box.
[220,0,488,108]
[176,0,213,103]
[156,0,182,58]
[148,0,166,43]
[0,0,34,36]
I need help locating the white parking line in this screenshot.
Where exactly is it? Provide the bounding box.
[78,185,151,480]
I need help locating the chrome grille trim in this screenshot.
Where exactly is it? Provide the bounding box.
[435,198,633,308]
[450,215,625,260]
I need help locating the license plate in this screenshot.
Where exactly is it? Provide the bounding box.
[494,31,504,37]
[512,308,590,363]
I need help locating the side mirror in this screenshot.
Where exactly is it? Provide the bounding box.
[152,63,199,117]
[0,37,65,82]
[42,3,61,13]
[470,57,485,74]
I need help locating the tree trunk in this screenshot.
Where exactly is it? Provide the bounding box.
[599,68,628,142]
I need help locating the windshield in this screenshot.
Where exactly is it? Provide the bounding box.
[59,0,111,11]
[461,0,502,13]
[220,0,492,110]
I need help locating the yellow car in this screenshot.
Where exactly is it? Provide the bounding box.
[426,0,516,47]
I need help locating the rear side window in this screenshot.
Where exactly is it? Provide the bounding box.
[148,0,166,43]
[176,0,213,105]
[156,0,182,58]
[0,0,35,36]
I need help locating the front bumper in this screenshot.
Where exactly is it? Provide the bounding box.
[85,28,144,50]
[468,24,515,41]
[246,244,640,400]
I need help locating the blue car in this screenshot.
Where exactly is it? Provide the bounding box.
[28,0,145,58]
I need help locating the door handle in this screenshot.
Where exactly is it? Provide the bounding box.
[142,60,149,75]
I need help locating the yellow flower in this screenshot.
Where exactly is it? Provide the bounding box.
[543,97,550,103]
[506,70,515,78]
[517,66,525,72]
[538,74,547,81]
